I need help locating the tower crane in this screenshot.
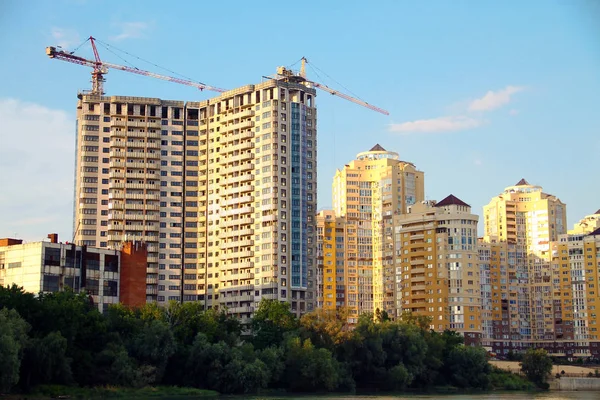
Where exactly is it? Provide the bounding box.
[46,36,226,95]
[276,57,389,116]
[46,37,388,115]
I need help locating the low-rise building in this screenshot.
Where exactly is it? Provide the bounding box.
[0,235,147,312]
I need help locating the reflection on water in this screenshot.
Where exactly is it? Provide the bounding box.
[243,392,600,400]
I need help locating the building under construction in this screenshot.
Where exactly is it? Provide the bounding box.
[74,81,319,319]
[48,36,388,319]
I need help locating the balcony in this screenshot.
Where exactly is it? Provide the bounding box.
[109,150,126,158]
[108,212,124,220]
[109,202,124,210]
[107,234,122,242]
[222,184,254,195]
[109,191,124,200]
[223,195,253,206]
[228,141,254,152]
[239,120,255,130]
[110,130,126,138]
[225,293,255,302]
[110,161,126,168]
[227,306,254,314]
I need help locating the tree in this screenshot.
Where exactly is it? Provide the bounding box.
[0,308,29,393]
[283,336,341,392]
[446,346,491,389]
[130,319,175,384]
[521,348,552,388]
[299,308,351,351]
[252,299,298,350]
[20,331,73,388]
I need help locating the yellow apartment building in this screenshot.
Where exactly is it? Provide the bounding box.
[478,237,531,354]
[549,229,600,359]
[569,210,600,235]
[482,179,570,355]
[393,195,481,344]
[331,144,424,316]
[315,211,355,317]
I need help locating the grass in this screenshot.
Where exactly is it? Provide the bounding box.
[489,367,536,391]
[12,385,219,399]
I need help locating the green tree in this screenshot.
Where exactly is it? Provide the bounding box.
[252,299,298,349]
[35,290,109,386]
[185,333,269,393]
[283,336,341,392]
[446,346,491,389]
[20,331,73,388]
[0,308,30,393]
[299,308,351,351]
[130,319,175,384]
[521,348,552,388]
[256,346,285,387]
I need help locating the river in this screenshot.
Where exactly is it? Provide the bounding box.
[241,393,599,400]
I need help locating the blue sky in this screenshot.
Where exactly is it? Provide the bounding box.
[0,0,599,241]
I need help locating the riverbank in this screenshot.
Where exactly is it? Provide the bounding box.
[491,360,597,376]
[5,385,219,400]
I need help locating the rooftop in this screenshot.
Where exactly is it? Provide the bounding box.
[515,178,530,186]
[588,227,600,237]
[369,144,387,152]
[435,194,471,208]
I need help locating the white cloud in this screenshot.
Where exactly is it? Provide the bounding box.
[389,85,525,135]
[110,21,151,41]
[468,86,524,112]
[389,116,483,134]
[50,27,81,49]
[0,99,74,242]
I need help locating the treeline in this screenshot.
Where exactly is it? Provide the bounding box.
[0,285,530,394]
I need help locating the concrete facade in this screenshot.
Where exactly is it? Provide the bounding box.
[0,238,124,312]
[329,144,425,319]
[393,196,482,344]
[73,70,318,319]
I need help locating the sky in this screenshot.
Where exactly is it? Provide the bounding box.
[0,0,599,242]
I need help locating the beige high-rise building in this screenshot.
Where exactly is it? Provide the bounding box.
[74,70,317,318]
[569,210,600,235]
[549,229,600,359]
[393,195,482,344]
[478,237,530,352]
[315,210,351,315]
[330,145,424,316]
[482,179,567,350]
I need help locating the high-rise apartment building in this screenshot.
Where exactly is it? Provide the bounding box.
[481,179,572,355]
[483,179,567,341]
[393,195,481,344]
[478,237,530,353]
[569,210,600,235]
[74,73,317,318]
[331,145,424,315]
[549,229,600,359]
[481,227,600,359]
[316,211,348,311]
